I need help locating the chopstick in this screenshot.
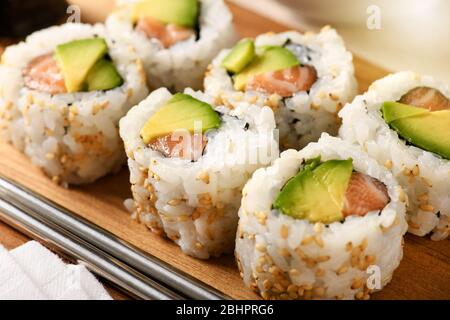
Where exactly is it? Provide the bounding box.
[0,175,228,300]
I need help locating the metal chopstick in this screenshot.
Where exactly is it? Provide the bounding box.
[0,175,229,300]
[0,197,183,300]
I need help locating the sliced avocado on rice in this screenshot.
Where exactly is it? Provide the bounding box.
[131,0,199,28]
[221,39,256,74]
[55,38,123,93]
[140,93,222,144]
[273,157,353,224]
[233,46,300,91]
[382,101,450,160]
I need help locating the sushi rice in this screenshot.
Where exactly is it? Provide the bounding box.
[204,26,358,150]
[339,71,450,240]
[0,23,148,185]
[106,0,237,91]
[235,134,407,299]
[120,88,279,259]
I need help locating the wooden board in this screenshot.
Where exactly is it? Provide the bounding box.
[0,2,449,300]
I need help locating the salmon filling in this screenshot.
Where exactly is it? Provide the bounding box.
[22,53,66,95]
[343,172,390,217]
[148,133,207,161]
[246,65,317,98]
[136,17,195,48]
[399,86,450,111]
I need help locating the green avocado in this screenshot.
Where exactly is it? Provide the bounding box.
[273,157,353,224]
[382,101,450,159]
[132,0,199,28]
[140,93,222,144]
[86,59,123,91]
[55,38,108,93]
[221,39,255,74]
[233,46,300,91]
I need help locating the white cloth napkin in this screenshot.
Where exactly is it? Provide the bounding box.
[0,241,112,300]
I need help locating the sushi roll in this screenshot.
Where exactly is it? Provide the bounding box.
[0,23,148,185]
[204,26,358,150]
[235,134,407,300]
[339,71,450,240]
[106,0,237,91]
[120,88,279,259]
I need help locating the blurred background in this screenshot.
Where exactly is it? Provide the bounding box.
[0,0,448,83]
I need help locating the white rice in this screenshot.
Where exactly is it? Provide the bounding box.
[119,88,279,259]
[235,134,407,300]
[0,23,148,185]
[204,26,358,150]
[339,71,450,240]
[106,0,237,92]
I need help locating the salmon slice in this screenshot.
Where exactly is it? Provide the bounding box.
[245,65,317,98]
[343,172,390,217]
[22,53,66,95]
[399,86,449,111]
[136,17,195,48]
[148,133,207,161]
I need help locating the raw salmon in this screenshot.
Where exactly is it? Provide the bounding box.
[399,86,449,111]
[149,133,207,161]
[136,17,195,48]
[245,65,317,98]
[22,53,66,94]
[343,172,390,217]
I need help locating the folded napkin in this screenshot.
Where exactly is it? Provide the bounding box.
[0,241,112,300]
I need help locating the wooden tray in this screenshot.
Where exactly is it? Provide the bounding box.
[0,3,449,300]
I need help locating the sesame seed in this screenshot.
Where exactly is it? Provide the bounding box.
[195,242,204,250]
[345,242,353,252]
[313,222,324,233]
[289,269,300,277]
[168,199,181,206]
[417,193,429,202]
[263,279,272,290]
[336,265,348,275]
[421,177,433,187]
[177,215,189,222]
[256,243,267,252]
[408,221,420,229]
[301,235,314,246]
[315,268,326,277]
[317,255,330,263]
[314,236,325,248]
[295,247,306,259]
[280,225,289,239]
[303,258,317,268]
[359,238,368,251]
[412,165,420,176]
[261,291,270,300]
[288,291,298,299]
[384,160,393,169]
[419,204,434,212]
[365,255,376,264]
[355,291,364,300]
[278,248,291,257]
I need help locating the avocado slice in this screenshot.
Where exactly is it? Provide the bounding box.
[233,46,300,91]
[55,38,108,93]
[131,0,199,28]
[86,59,123,91]
[140,93,222,144]
[221,39,255,74]
[273,158,353,224]
[382,101,450,159]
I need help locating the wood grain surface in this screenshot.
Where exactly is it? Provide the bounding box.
[0,2,449,300]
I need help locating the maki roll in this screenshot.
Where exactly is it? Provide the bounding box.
[235,134,407,300]
[120,88,278,259]
[106,0,237,91]
[339,71,450,240]
[204,26,357,150]
[0,23,148,185]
